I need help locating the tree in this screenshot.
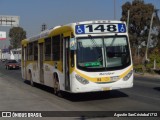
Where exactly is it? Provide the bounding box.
[9,27,26,49]
[154,9,160,48]
[8,45,13,52]
[121,0,160,66]
[121,0,155,48]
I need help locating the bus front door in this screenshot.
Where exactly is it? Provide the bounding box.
[64,37,70,91]
[39,43,44,83]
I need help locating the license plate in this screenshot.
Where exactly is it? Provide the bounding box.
[13,66,15,68]
[102,87,111,91]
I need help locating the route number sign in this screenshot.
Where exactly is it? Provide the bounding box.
[75,23,126,34]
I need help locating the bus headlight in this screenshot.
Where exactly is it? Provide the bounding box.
[75,74,89,85]
[123,70,133,81]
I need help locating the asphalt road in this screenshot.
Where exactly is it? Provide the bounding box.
[0,61,159,120]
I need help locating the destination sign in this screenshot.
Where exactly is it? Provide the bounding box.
[75,23,126,34]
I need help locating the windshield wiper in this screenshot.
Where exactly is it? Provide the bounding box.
[88,35,103,62]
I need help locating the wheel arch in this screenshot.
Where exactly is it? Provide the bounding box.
[28,69,32,80]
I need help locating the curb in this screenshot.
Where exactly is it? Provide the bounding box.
[134,72,160,79]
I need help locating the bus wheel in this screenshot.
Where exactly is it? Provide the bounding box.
[30,72,34,87]
[54,74,62,97]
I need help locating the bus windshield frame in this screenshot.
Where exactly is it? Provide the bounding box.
[76,35,131,72]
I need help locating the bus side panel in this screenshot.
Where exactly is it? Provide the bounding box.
[43,63,54,88]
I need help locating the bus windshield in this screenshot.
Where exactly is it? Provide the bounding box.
[77,36,131,71]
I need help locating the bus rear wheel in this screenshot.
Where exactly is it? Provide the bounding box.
[54,74,62,97]
[29,71,34,87]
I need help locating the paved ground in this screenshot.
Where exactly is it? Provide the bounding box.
[134,72,160,78]
[0,62,159,120]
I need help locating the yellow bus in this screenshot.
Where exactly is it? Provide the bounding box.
[21,20,133,96]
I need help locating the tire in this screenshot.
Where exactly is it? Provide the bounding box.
[30,72,34,87]
[53,74,62,97]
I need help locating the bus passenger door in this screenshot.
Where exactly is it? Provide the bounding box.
[23,47,27,79]
[63,37,70,91]
[39,43,44,83]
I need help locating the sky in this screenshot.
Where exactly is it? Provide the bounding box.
[0,0,159,48]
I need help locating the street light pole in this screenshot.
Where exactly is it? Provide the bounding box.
[127,10,130,32]
[41,23,47,31]
[114,0,116,20]
[145,12,154,61]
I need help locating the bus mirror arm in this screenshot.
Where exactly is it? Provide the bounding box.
[71,51,74,68]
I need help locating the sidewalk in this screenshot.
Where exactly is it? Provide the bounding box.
[134,72,160,79]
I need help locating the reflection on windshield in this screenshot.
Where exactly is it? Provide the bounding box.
[77,36,130,71]
[77,38,104,68]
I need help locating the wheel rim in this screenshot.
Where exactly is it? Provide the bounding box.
[54,75,62,97]
[31,79,34,86]
[30,73,34,86]
[54,81,60,95]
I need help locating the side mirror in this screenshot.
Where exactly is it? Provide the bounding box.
[70,38,76,50]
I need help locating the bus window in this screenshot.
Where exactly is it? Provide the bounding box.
[33,41,38,60]
[104,37,130,68]
[52,35,60,61]
[45,37,51,60]
[28,43,34,60]
[22,47,24,61]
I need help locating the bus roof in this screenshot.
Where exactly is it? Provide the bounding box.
[74,20,126,25]
[21,20,126,44]
[22,25,73,43]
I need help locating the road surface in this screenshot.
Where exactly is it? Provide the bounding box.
[0,62,159,120]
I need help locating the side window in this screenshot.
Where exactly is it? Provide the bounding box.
[28,43,33,60]
[22,47,24,61]
[33,41,38,60]
[52,35,60,61]
[26,45,28,60]
[45,37,51,60]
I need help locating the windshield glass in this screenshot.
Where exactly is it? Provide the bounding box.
[77,36,130,71]
[8,60,17,63]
